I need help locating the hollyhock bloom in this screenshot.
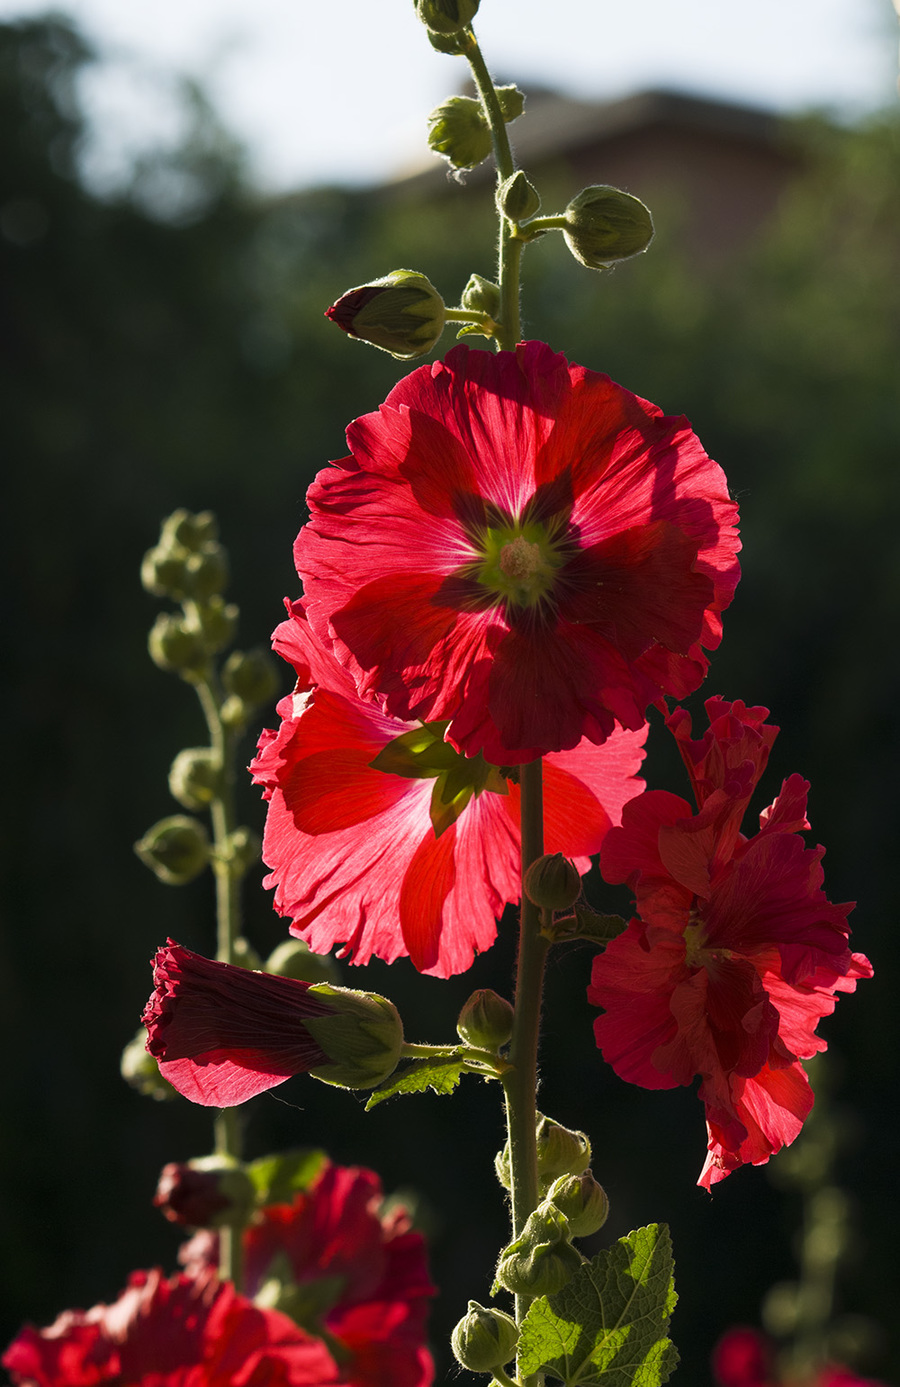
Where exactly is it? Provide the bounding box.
[589,698,871,1189]
[711,1327,886,1387]
[2,1267,342,1387]
[142,942,402,1106]
[180,1159,435,1387]
[250,600,647,976]
[294,340,740,765]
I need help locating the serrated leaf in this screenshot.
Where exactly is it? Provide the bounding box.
[517,1223,678,1387]
[365,1054,468,1108]
[246,1148,328,1206]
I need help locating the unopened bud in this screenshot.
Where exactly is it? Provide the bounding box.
[415,0,480,35]
[222,648,280,708]
[451,1301,519,1373]
[141,545,191,600]
[154,1156,255,1229]
[457,989,514,1050]
[495,1205,582,1298]
[326,270,445,360]
[121,1028,178,1100]
[461,273,501,319]
[546,1171,610,1237]
[231,937,263,970]
[428,96,492,170]
[563,186,654,270]
[425,27,472,54]
[183,543,228,601]
[305,986,403,1089]
[524,854,581,911]
[135,815,210,885]
[536,1114,591,1182]
[148,613,208,677]
[193,596,239,656]
[168,747,221,811]
[265,939,340,985]
[161,509,219,553]
[223,826,261,876]
[497,170,541,223]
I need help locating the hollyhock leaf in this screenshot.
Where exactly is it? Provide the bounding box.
[245,1149,329,1207]
[365,1053,470,1109]
[517,1224,678,1386]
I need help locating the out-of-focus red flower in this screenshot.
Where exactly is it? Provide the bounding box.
[181,1160,435,1387]
[588,698,871,1188]
[142,942,402,1107]
[2,1268,342,1387]
[711,1327,886,1387]
[250,601,647,977]
[294,340,740,765]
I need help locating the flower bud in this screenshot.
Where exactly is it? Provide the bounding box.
[148,613,208,677]
[193,596,239,656]
[497,170,541,223]
[222,648,280,708]
[120,1027,178,1100]
[183,543,228,601]
[414,0,480,36]
[524,853,581,911]
[495,85,525,123]
[168,747,221,811]
[223,826,261,876]
[546,1171,610,1237]
[134,815,210,885]
[231,936,263,970]
[326,271,445,360]
[141,544,191,600]
[265,939,340,985]
[153,1155,255,1228]
[536,1114,591,1181]
[457,988,514,1050]
[562,186,654,270]
[495,1205,582,1298]
[451,1301,519,1373]
[428,96,492,170]
[461,273,501,320]
[305,986,404,1089]
[161,509,218,553]
[425,27,472,54]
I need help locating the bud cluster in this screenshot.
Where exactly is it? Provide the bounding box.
[427,85,524,172]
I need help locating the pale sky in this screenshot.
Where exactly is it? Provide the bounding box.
[1,0,897,192]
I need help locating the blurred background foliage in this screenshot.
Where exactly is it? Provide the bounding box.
[1,13,898,1384]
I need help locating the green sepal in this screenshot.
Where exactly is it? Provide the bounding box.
[371,722,508,837]
[496,84,525,123]
[457,321,496,342]
[517,1223,678,1387]
[365,1052,470,1108]
[545,905,629,945]
[245,1148,329,1206]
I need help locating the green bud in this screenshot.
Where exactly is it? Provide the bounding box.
[231,936,263,970]
[160,509,219,553]
[496,1205,583,1298]
[428,96,492,170]
[562,185,654,270]
[141,544,191,600]
[761,1280,801,1337]
[425,27,472,54]
[183,543,228,602]
[120,1027,178,1100]
[193,596,239,656]
[168,747,222,810]
[451,1301,519,1373]
[222,648,280,708]
[495,85,525,123]
[326,270,445,360]
[497,170,541,223]
[524,853,581,911]
[457,988,514,1050]
[265,939,341,985]
[414,0,480,36]
[536,1114,591,1181]
[546,1171,610,1237]
[461,273,501,319]
[306,986,404,1089]
[135,815,210,885]
[220,695,250,730]
[148,613,208,677]
[223,826,261,876]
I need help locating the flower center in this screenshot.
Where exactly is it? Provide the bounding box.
[474,520,565,609]
[684,912,733,970]
[370,720,509,837]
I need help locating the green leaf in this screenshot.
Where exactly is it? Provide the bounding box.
[245,1148,329,1206]
[546,906,628,946]
[365,1053,469,1108]
[517,1223,678,1386]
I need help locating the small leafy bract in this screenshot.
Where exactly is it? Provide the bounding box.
[365,1054,469,1108]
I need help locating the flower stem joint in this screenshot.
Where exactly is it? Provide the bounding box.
[451,1301,519,1373]
[326,270,445,360]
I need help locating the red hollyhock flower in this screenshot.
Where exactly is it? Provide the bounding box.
[294,341,739,765]
[588,698,872,1189]
[250,600,647,976]
[2,1268,342,1387]
[142,943,402,1106]
[180,1160,435,1387]
[711,1328,886,1387]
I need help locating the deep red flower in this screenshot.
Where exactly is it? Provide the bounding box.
[711,1328,886,1387]
[294,341,739,765]
[250,600,647,976]
[181,1160,435,1387]
[2,1268,342,1387]
[588,698,871,1188]
[142,942,402,1106]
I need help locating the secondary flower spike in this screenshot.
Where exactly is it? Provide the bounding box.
[250,600,647,977]
[294,341,740,765]
[142,942,403,1106]
[588,698,872,1189]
